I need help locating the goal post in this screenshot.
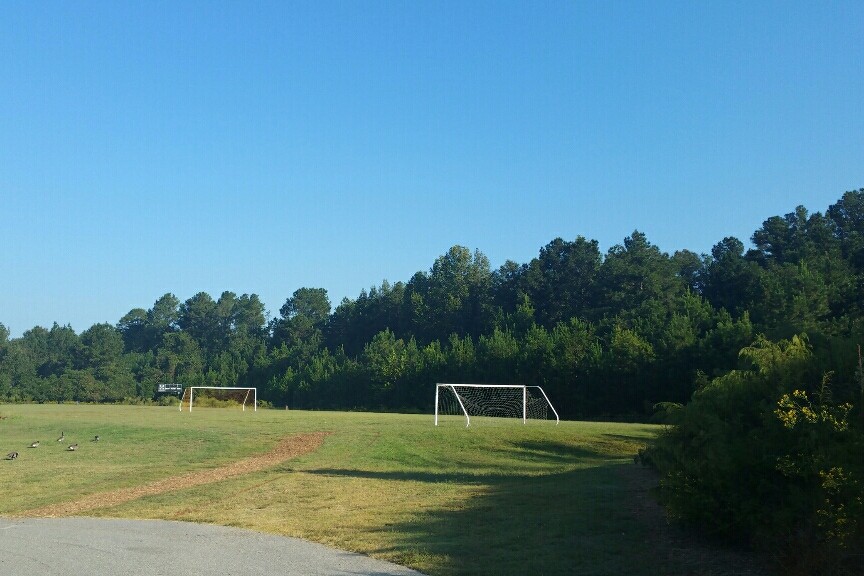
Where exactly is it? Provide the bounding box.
[179,387,257,412]
[434,383,559,427]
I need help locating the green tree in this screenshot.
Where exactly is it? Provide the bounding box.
[671,249,703,292]
[827,189,864,271]
[156,332,204,386]
[751,206,841,267]
[77,323,135,399]
[491,259,527,317]
[326,281,407,356]
[117,308,150,353]
[117,294,180,356]
[18,323,79,379]
[700,237,763,318]
[78,324,123,372]
[363,329,408,393]
[756,262,831,339]
[476,328,520,383]
[548,317,600,416]
[594,231,680,320]
[599,323,655,414]
[232,293,266,338]
[179,292,220,356]
[147,293,180,345]
[521,236,602,327]
[422,246,493,341]
[272,287,331,349]
[444,333,477,382]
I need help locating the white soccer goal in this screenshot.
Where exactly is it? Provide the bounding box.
[434,383,559,427]
[179,387,257,412]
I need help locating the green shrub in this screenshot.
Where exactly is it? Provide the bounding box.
[191,396,241,408]
[640,335,864,575]
[156,395,180,406]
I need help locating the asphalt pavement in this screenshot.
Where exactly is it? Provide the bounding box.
[0,517,426,576]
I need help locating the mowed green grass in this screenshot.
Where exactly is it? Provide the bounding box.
[0,404,660,576]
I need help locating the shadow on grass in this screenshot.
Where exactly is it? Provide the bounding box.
[304,468,496,484]
[307,438,672,576]
[383,461,770,576]
[386,463,654,576]
[600,432,655,444]
[500,439,630,465]
[300,437,771,576]
[304,440,623,484]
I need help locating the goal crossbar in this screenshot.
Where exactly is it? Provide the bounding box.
[434,383,559,427]
[179,387,257,412]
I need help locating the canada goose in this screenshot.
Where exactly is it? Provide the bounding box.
[5,451,18,460]
[57,432,65,442]
[67,444,78,451]
[29,441,40,448]
[92,435,100,442]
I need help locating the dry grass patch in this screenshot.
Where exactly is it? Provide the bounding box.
[20,432,328,517]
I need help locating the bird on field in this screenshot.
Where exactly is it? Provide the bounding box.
[92,435,99,442]
[67,444,78,451]
[5,451,18,460]
[29,440,40,448]
[57,432,65,442]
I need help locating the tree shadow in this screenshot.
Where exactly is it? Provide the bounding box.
[506,439,613,461]
[384,462,656,576]
[383,460,772,576]
[303,439,772,576]
[304,468,499,485]
[600,433,654,443]
[304,437,666,576]
[303,440,622,485]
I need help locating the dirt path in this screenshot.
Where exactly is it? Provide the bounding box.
[19,432,329,518]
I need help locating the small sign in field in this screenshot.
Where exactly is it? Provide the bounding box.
[157,383,182,395]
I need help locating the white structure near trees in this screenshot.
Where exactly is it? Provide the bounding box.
[434,383,559,427]
[179,387,257,412]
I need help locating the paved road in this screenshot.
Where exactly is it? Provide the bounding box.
[0,518,426,576]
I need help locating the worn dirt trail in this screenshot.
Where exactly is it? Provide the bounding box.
[20,432,329,518]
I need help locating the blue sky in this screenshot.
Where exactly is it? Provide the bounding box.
[2,1,862,337]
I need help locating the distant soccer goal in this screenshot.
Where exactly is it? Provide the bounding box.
[179,387,257,412]
[434,383,559,427]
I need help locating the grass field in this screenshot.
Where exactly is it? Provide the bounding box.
[1,404,665,576]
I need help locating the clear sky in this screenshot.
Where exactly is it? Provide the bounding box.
[2,1,862,337]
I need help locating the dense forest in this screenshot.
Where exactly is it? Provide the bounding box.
[1,189,863,421]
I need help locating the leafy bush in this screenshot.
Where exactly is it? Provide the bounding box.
[156,394,180,406]
[640,335,864,575]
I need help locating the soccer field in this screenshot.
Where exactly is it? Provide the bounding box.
[0,404,660,576]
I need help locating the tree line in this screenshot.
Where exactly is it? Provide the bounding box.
[1,189,863,420]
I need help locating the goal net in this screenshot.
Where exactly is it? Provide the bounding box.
[179,387,257,412]
[434,383,559,426]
